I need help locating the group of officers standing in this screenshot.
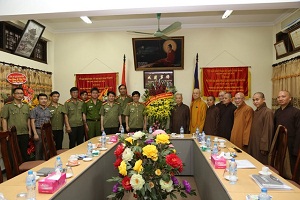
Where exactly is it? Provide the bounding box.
[171,88,300,178]
[1,85,299,178]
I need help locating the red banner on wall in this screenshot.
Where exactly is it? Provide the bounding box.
[75,73,118,96]
[202,67,250,97]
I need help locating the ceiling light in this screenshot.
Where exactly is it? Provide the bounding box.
[80,16,92,24]
[222,10,233,19]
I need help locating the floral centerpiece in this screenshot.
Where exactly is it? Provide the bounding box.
[107,130,196,200]
[143,80,176,132]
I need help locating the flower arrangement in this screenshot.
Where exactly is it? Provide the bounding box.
[143,80,176,131]
[107,130,196,200]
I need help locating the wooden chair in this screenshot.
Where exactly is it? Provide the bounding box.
[268,125,292,179]
[289,147,300,188]
[0,166,3,183]
[41,122,67,161]
[0,127,44,180]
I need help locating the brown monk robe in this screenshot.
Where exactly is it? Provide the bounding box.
[189,89,207,133]
[230,93,253,150]
[203,96,219,135]
[248,101,274,165]
[170,93,190,134]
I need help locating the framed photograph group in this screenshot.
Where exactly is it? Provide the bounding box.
[15,20,45,58]
[143,71,174,89]
[133,36,184,71]
[274,40,287,58]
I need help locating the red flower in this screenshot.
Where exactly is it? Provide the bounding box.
[122,176,132,191]
[114,144,124,158]
[165,153,183,172]
[113,157,122,168]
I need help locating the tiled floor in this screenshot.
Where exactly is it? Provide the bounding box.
[123,176,201,200]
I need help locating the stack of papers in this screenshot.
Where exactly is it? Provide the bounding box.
[251,174,292,190]
[235,160,256,169]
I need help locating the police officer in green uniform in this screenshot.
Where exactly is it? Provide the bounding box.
[82,87,102,139]
[115,84,132,131]
[124,91,147,132]
[1,87,31,161]
[48,91,66,150]
[64,87,84,148]
[100,91,122,134]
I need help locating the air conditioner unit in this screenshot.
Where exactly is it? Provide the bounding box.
[281,9,300,33]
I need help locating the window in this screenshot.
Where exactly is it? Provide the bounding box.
[0,21,47,63]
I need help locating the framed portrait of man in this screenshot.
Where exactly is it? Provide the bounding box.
[132,36,184,71]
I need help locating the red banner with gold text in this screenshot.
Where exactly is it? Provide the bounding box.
[202,67,250,97]
[75,73,118,96]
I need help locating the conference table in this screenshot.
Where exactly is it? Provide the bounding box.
[0,135,299,200]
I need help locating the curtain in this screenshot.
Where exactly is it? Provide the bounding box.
[272,58,300,111]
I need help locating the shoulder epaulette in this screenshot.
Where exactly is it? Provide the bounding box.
[103,102,108,105]
[115,102,120,105]
[5,101,12,105]
[127,95,132,98]
[85,99,90,103]
[115,96,120,99]
[127,102,132,105]
[65,99,71,103]
[78,99,83,102]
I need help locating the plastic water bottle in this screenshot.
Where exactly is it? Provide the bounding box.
[206,136,211,149]
[258,188,270,200]
[196,128,202,143]
[229,158,237,185]
[195,127,200,139]
[180,126,184,138]
[101,131,106,148]
[212,143,218,156]
[148,126,153,134]
[120,125,124,136]
[87,141,92,158]
[202,131,206,142]
[54,156,63,172]
[26,170,36,200]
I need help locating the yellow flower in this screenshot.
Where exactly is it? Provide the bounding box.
[155,169,161,176]
[118,161,127,176]
[142,145,158,161]
[133,159,143,173]
[173,149,176,153]
[149,181,155,188]
[155,134,170,144]
[125,137,133,145]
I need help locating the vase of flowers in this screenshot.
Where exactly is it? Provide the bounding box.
[107,130,196,200]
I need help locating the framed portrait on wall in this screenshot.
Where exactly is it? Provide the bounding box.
[274,40,287,58]
[15,20,45,58]
[143,71,174,89]
[133,36,184,71]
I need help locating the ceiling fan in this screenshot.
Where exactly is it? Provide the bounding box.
[127,13,181,40]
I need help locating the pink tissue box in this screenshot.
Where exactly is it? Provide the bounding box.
[38,172,66,194]
[211,155,226,169]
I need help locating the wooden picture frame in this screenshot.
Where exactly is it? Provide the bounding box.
[15,20,45,58]
[143,71,174,89]
[274,40,287,57]
[288,27,300,50]
[133,36,184,71]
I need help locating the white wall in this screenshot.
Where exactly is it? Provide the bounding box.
[54,26,273,108]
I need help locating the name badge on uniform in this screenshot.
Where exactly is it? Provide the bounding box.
[89,106,93,108]
[130,108,135,112]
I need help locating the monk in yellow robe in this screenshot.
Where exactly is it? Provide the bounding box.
[230,92,253,151]
[189,88,207,133]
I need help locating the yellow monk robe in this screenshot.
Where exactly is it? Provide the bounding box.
[189,98,207,133]
[230,101,253,149]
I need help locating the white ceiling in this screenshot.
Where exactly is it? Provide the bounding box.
[0,1,299,33]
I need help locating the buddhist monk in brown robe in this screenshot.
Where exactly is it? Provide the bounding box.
[230,92,253,151]
[248,92,274,164]
[274,90,300,173]
[203,96,219,135]
[170,93,190,134]
[218,93,236,140]
[189,88,207,133]
[216,91,226,109]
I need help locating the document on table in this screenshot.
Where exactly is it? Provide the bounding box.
[235,160,256,169]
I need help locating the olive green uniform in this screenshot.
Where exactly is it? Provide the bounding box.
[82,99,102,138]
[64,99,84,148]
[1,101,30,161]
[123,102,145,131]
[100,102,122,134]
[116,95,132,125]
[48,103,66,150]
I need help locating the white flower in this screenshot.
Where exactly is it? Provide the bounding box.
[122,147,134,162]
[130,174,145,190]
[159,179,174,192]
[132,131,145,140]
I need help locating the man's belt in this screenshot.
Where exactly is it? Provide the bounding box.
[86,119,100,122]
